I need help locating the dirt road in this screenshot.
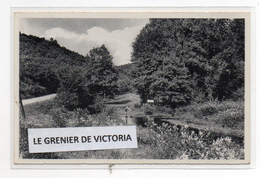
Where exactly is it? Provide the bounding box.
[22,93,57,105]
[105,93,141,125]
[22,93,140,124]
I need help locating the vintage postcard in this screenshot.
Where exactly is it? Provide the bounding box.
[13,11,251,165]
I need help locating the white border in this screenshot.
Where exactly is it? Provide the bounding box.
[13,10,252,166]
[1,1,258,178]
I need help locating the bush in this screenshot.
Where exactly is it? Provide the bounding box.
[180,136,244,160]
[56,91,80,111]
[19,115,60,159]
[217,108,244,129]
[20,99,244,160]
[103,107,118,120]
[155,105,174,115]
[142,104,157,115]
[20,81,47,99]
[90,95,105,113]
[48,108,67,127]
[194,103,218,118]
[134,116,148,127]
[140,122,244,160]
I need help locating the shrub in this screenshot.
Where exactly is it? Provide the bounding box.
[47,108,68,127]
[20,81,47,99]
[90,95,105,113]
[20,100,244,160]
[56,91,80,111]
[205,137,244,159]
[103,107,118,120]
[194,103,218,118]
[180,136,244,160]
[19,115,59,159]
[141,122,244,160]
[133,116,148,127]
[155,105,174,115]
[176,128,244,160]
[142,104,157,115]
[218,109,244,129]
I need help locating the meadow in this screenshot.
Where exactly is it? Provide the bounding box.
[19,93,244,160]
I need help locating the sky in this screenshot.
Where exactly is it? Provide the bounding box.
[20,18,149,66]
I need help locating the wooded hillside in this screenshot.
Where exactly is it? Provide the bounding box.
[131,19,244,107]
[115,63,136,94]
[20,33,118,111]
[19,33,86,98]
[20,18,245,110]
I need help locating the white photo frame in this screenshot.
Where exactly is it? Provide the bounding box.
[12,8,253,168]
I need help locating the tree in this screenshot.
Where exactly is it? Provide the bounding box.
[85,45,118,99]
[131,18,244,106]
[56,45,118,111]
[19,33,86,99]
[132,19,192,106]
[56,65,87,110]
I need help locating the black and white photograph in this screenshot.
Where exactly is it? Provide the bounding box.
[14,12,250,164]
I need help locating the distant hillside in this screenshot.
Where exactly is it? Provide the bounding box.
[19,33,86,99]
[20,33,86,65]
[115,63,136,94]
[115,63,135,76]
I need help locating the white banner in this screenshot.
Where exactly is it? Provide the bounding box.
[28,126,137,153]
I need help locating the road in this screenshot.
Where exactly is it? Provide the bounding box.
[106,93,141,125]
[22,92,140,125]
[22,93,57,105]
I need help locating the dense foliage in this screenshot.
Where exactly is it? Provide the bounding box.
[131,19,245,106]
[20,100,244,160]
[57,45,118,111]
[19,33,86,99]
[85,45,118,99]
[20,33,118,111]
[115,63,136,94]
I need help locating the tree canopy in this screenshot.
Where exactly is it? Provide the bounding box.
[19,33,85,99]
[20,33,118,111]
[131,19,244,107]
[57,45,118,111]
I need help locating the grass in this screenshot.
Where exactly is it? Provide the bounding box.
[174,100,244,138]
[105,93,141,108]
[19,94,245,160]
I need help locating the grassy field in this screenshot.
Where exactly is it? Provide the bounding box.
[167,100,244,139]
[19,93,245,160]
[105,94,244,139]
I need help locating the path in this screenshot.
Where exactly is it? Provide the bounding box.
[22,93,140,125]
[22,93,57,105]
[105,93,141,125]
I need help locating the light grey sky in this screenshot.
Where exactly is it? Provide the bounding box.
[20,18,149,65]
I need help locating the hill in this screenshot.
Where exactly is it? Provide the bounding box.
[19,33,86,99]
[115,63,136,94]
